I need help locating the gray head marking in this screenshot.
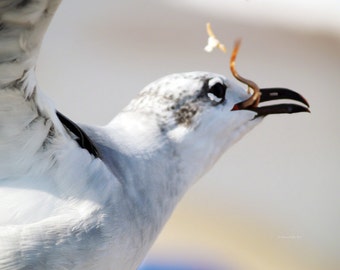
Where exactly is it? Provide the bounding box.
[125,72,229,130]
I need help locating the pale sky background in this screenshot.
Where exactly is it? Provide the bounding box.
[37,1,339,269]
[170,0,340,37]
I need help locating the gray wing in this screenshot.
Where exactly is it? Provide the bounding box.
[0,0,61,85]
[0,0,100,163]
[0,3,116,268]
[0,0,65,179]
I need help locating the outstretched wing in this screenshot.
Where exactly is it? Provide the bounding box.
[0,0,64,179]
[0,2,118,268]
[0,0,61,85]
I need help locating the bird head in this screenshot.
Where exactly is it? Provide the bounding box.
[124,71,309,183]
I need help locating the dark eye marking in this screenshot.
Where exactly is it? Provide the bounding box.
[207,81,227,104]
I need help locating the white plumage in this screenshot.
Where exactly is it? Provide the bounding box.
[0,1,309,269]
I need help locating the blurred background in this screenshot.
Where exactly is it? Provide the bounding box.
[37,0,339,269]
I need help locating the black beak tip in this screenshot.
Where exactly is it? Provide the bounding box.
[259,87,310,115]
[286,104,311,114]
[259,88,310,106]
[235,87,311,116]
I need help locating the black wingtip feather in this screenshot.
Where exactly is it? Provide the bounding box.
[56,111,100,159]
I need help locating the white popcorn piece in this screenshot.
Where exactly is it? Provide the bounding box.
[204,36,220,52]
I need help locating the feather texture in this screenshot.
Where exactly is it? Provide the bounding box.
[0,1,275,269]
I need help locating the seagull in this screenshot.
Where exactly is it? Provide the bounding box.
[0,1,309,269]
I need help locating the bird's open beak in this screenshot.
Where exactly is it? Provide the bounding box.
[232,88,310,117]
[227,40,310,116]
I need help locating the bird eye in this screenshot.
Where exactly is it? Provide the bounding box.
[207,82,226,103]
